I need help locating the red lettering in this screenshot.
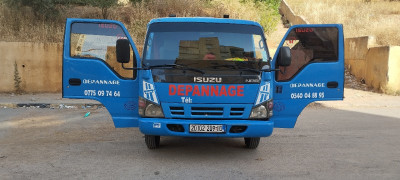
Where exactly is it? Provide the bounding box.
[295,28,313,33]
[99,24,118,29]
[201,85,209,96]
[220,86,227,96]
[210,86,219,96]
[287,37,296,44]
[177,85,184,96]
[228,86,236,96]
[169,85,176,95]
[185,85,193,96]
[193,86,200,96]
[169,85,244,97]
[237,86,244,96]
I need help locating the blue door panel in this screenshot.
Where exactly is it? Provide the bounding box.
[63,18,140,127]
[63,59,139,127]
[272,24,344,128]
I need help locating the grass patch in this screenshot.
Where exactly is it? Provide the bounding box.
[286,0,400,46]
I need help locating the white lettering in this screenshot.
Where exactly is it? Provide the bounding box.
[82,79,120,85]
[290,92,325,99]
[83,90,120,97]
[193,77,222,83]
[290,83,325,88]
[181,97,192,103]
[319,92,325,98]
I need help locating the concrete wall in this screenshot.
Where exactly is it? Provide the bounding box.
[0,42,63,93]
[387,47,400,93]
[279,0,308,26]
[0,41,144,93]
[280,0,400,94]
[345,37,400,94]
[365,46,390,92]
[345,36,376,80]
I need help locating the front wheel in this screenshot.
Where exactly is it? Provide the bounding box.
[244,137,260,149]
[145,135,160,149]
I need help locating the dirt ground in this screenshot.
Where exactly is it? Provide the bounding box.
[1,90,400,179]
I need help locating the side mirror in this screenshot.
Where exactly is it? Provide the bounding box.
[116,39,130,63]
[277,46,291,67]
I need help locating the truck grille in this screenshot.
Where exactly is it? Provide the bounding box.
[230,107,245,116]
[170,106,184,115]
[166,104,249,119]
[191,107,223,116]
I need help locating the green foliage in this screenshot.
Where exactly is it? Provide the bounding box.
[239,0,281,34]
[0,0,282,43]
[4,0,60,20]
[53,0,92,5]
[87,0,118,19]
[129,0,144,3]
[257,0,281,34]
[3,0,118,19]
[13,61,22,94]
[255,0,280,8]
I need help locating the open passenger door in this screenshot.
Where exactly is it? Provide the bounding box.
[62,18,141,127]
[272,24,344,128]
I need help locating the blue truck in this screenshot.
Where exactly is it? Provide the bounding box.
[63,17,344,149]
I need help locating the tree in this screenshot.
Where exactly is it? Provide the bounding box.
[88,0,118,19]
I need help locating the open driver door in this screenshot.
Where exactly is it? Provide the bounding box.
[62,18,141,127]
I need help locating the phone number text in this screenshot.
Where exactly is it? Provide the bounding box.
[84,90,121,97]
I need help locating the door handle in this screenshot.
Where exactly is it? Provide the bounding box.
[69,78,81,86]
[327,81,338,88]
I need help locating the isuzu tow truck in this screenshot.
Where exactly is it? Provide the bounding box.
[63,16,344,149]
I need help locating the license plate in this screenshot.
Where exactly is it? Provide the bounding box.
[189,124,225,133]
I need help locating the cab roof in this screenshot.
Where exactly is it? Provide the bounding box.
[148,17,262,28]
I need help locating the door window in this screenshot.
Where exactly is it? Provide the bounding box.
[70,22,136,79]
[276,27,338,81]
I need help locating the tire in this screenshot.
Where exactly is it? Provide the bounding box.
[244,137,260,149]
[145,135,160,149]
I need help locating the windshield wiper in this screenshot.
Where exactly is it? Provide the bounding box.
[145,64,205,74]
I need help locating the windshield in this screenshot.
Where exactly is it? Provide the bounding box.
[143,22,270,70]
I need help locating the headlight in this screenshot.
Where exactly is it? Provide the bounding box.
[249,100,273,119]
[145,104,164,117]
[139,97,164,118]
[250,105,267,119]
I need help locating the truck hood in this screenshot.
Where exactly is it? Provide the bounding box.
[155,83,259,104]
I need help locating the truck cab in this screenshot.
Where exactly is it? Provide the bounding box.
[63,17,344,149]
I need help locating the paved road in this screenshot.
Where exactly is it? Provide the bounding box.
[1,92,400,179]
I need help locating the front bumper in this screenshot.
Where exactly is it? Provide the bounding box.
[138,118,274,137]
